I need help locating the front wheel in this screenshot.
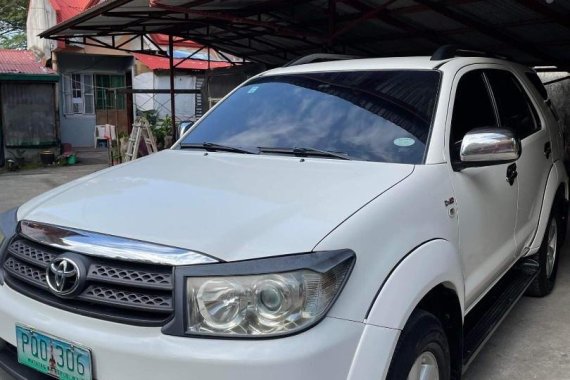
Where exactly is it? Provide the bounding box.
[526,211,560,297]
[386,309,450,380]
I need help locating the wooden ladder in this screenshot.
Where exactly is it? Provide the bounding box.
[124,117,158,162]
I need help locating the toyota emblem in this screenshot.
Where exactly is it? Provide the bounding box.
[46,257,81,296]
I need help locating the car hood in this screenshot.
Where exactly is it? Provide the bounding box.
[18,150,413,262]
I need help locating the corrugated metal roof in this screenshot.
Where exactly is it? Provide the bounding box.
[133,53,231,70]
[0,50,56,75]
[39,0,570,70]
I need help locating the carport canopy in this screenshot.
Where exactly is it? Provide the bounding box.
[39,0,570,70]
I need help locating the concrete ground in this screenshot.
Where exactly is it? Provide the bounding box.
[0,155,569,379]
[0,149,108,212]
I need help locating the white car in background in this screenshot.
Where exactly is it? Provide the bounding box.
[0,48,567,380]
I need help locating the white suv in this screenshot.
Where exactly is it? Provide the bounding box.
[0,50,567,380]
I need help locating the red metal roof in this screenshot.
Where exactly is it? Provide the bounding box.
[0,50,56,75]
[133,53,232,71]
[150,34,202,48]
[50,0,96,22]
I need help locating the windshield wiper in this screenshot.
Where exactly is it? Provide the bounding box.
[179,142,258,154]
[259,146,352,160]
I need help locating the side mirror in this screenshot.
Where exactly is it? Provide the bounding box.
[458,127,520,169]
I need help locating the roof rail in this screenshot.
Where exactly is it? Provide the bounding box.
[283,53,361,67]
[431,44,510,61]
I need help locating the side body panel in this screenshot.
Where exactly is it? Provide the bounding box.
[516,67,569,254]
[316,164,459,323]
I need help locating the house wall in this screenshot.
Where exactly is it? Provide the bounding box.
[56,52,133,147]
[27,0,57,60]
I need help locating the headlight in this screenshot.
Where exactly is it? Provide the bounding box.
[182,250,354,338]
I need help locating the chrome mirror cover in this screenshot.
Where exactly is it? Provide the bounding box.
[460,127,520,164]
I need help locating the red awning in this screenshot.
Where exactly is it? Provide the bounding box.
[133,53,232,71]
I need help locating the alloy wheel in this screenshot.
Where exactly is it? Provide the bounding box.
[407,351,439,380]
[546,219,558,279]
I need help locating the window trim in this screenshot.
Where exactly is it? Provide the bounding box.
[448,69,500,164]
[483,68,544,140]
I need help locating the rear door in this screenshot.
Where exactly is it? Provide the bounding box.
[485,69,552,257]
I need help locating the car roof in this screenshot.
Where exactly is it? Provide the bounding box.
[260,56,530,77]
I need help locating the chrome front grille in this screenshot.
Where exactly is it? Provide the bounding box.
[2,238,174,326]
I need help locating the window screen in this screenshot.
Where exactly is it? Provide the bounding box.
[63,74,94,114]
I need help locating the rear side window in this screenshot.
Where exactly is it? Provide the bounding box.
[450,70,498,154]
[485,70,540,139]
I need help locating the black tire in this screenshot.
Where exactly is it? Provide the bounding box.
[386,309,451,380]
[526,210,561,297]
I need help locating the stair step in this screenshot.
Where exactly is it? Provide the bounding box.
[463,262,538,369]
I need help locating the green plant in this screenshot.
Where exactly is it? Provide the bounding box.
[136,109,159,127]
[153,115,174,150]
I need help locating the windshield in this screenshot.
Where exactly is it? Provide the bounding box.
[180,70,441,164]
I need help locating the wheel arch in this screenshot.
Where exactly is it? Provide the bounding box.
[365,239,465,378]
[529,161,569,253]
[366,239,465,330]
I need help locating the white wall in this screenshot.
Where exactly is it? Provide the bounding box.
[27,0,57,60]
[133,72,154,112]
[133,71,197,122]
[155,74,196,121]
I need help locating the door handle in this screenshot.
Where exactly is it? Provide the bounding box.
[506,163,518,186]
[544,142,552,159]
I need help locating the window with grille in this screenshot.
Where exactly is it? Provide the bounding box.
[95,74,126,110]
[63,74,94,114]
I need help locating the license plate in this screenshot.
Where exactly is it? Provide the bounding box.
[16,325,92,380]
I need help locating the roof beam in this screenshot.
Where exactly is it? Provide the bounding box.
[330,0,397,41]
[39,0,135,38]
[149,0,326,41]
[514,0,570,31]
[414,0,562,64]
[338,0,449,48]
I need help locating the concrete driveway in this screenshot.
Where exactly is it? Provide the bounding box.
[0,163,569,379]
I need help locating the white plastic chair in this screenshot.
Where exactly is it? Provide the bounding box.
[94,124,117,148]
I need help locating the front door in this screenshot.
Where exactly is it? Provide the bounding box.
[485,69,552,256]
[447,68,519,308]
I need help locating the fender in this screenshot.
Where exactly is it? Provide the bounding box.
[366,239,465,330]
[527,160,569,254]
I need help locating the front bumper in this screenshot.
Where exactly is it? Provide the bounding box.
[0,285,366,380]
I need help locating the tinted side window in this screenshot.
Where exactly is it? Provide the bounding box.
[486,70,539,139]
[450,71,497,158]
